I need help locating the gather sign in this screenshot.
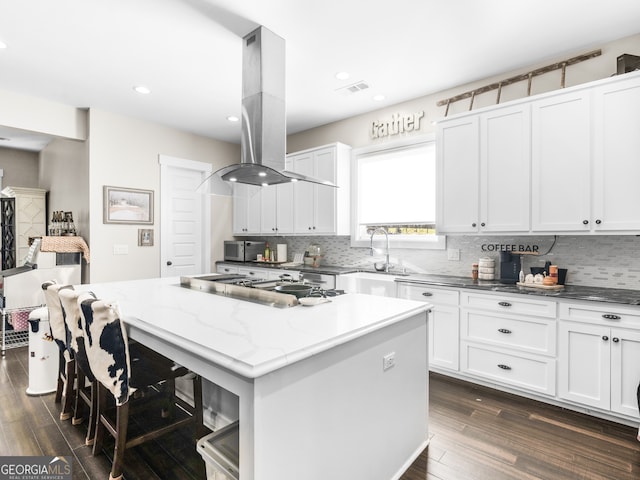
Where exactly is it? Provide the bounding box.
[370,111,425,139]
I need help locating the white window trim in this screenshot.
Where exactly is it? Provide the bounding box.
[350,134,445,250]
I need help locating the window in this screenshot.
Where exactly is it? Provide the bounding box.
[351,135,445,249]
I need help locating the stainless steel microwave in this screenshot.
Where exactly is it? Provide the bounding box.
[224,241,265,262]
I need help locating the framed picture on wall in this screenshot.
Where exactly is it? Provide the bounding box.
[103,186,154,224]
[138,228,154,246]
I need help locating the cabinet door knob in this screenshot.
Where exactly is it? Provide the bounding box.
[595,219,602,225]
[421,292,433,297]
[497,364,512,370]
[498,328,512,334]
[612,337,620,343]
[471,222,477,227]
[480,222,486,227]
[602,314,621,320]
[583,219,589,225]
[602,335,609,341]
[166,261,172,266]
[498,301,512,307]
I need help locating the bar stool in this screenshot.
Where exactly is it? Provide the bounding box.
[41,281,75,421]
[58,288,99,445]
[78,296,204,480]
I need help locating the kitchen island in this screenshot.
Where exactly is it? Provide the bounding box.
[80,276,431,480]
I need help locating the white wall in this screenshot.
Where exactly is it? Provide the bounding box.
[39,137,90,281]
[0,147,39,188]
[287,32,640,152]
[87,108,239,283]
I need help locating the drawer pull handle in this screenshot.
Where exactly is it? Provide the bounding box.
[497,364,512,370]
[602,335,609,341]
[613,337,620,343]
[498,328,512,334]
[498,301,512,307]
[602,314,621,320]
[421,292,433,297]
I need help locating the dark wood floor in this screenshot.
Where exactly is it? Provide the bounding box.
[2,346,640,480]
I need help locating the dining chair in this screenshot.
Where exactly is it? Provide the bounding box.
[41,281,75,421]
[78,295,204,480]
[58,288,99,445]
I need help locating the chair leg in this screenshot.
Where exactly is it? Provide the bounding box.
[85,380,98,446]
[161,378,176,419]
[92,384,107,457]
[72,368,85,425]
[109,401,130,480]
[60,359,76,421]
[55,352,64,404]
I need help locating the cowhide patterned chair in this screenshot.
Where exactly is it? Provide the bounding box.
[41,281,76,421]
[78,296,204,480]
[58,288,99,445]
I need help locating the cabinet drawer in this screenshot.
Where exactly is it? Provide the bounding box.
[216,264,240,274]
[397,283,459,306]
[461,311,556,356]
[559,301,640,329]
[461,342,556,396]
[461,291,556,318]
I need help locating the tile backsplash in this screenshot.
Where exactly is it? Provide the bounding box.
[253,235,640,290]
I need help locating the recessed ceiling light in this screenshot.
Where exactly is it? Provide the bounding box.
[336,72,350,80]
[226,115,239,122]
[133,85,151,95]
[373,94,386,101]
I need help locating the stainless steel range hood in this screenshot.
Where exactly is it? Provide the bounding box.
[208,26,336,190]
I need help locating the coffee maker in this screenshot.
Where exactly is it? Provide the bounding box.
[499,252,521,284]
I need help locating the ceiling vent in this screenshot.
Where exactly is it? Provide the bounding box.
[336,80,370,95]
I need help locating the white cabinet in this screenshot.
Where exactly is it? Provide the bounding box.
[436,104,530,234]
[436,116,479,233]
[261,181,294,235]
[1,187,47,263]
[591,76,640,231]
[289,143,351,235]
[232,184,262,235]
[531,90,591,232]
[480,104,531,233]
[397,283,459,372]
[558,302,640,419]
[459,291,557,396]
[216,263,239,275]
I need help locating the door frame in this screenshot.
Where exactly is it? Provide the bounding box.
[158,154,212,277]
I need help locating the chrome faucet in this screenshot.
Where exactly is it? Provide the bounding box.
[369,227,391,273]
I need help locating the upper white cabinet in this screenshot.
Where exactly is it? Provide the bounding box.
[437,104,530,234]
[591,76,640,231]
[531,91,591,232]
[437,70,640,235]
[233,183,262,235]
[289,142,351,236]
[436,116,479,233]
[261,159,294,235]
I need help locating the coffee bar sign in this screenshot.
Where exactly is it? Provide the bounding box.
[370,111,424,139]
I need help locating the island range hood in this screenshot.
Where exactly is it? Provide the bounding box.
[210,26,336,188]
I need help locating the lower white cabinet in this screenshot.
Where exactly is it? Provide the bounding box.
[459,291,557,396]
[216,264,240,275]
[558,302,640,419]
[397,283,459,372]
[336,272,397,297]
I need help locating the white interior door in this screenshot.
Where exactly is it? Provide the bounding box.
[159,155,212,277]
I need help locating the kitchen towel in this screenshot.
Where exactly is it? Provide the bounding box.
[277,244,287,263]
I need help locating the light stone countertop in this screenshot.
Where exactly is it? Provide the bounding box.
[79,276,429,379]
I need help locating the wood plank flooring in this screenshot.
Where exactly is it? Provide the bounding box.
[2,345,640,479]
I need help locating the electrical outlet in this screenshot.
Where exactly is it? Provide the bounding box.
[383,352,395,371]
[447,248,460,261]
[113,244,129,255]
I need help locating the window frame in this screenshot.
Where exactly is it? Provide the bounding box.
[350,134,445,250]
